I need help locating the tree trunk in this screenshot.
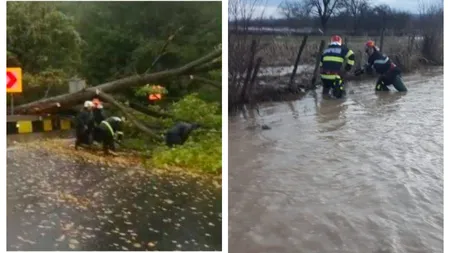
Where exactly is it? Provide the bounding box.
[240,40,257,103]
[189,75,221,89]
[14,48,221,115]
[128,102,174,120]
[247,57,262,104]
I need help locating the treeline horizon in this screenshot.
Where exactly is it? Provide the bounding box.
[229,0,443,36]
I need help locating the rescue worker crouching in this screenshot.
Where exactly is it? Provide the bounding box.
[165,122,200,147]
[354,40,408,92]
[97,116,124,155]
[75,101,95,150]
[320,35,355,98]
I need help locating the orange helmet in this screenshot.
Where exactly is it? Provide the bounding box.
[92,98,102,108]
[330,35,342,45]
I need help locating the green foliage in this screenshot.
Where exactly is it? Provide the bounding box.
[149,94,222,173]
[7,2,222,174]
[170,93,221,129]
[7,1,221,105]
[67,1,222,85]
[151,132,222,173]
[120,94,222,174]
[7,2,83,103]
[7,2,83,74]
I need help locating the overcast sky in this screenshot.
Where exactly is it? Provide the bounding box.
[252,0,434,19]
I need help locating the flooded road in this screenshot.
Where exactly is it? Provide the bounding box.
[7,144,221,251]
[229,69,443,253]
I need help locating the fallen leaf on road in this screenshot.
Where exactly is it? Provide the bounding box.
[56,235,66,242]
[17,236,36,244]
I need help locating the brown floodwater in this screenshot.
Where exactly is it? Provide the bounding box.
[229,68,443,253]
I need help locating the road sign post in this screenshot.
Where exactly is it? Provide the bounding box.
[7,68,23,115]
[10,94,14,115]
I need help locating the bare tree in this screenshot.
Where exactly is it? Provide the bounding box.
[417,0,443,64]
[279,1,311,19]
[343,0,369,34]
[280,0,345,33]
[228,0,267,109]
[372,4,391,32]
[229,0,267,76]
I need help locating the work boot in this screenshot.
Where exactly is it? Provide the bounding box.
[375,80,390,91]
[332,79,346,99]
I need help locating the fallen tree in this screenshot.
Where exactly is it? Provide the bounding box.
[13,46,222,115]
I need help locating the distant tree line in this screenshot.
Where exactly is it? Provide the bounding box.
[230,0,443,36]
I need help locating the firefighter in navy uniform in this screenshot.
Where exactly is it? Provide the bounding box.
[354,40,407,92]
[320,35,355,98]
[75,101,95,150]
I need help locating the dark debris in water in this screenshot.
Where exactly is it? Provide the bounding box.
[7,144,222,251]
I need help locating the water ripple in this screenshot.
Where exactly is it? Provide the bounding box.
[229,70,443,253]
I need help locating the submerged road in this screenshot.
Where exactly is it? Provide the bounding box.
[229,68,443,253]
[7,144,222,251]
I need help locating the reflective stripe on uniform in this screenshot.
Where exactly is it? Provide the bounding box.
[320,74,341,80]
[374,57,389,64]
[101,121,115,137]
[345,50,355,65]
[345,50,353,58]
[323,56,344,63]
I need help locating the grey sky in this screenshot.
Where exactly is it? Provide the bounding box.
[255,0,434,18]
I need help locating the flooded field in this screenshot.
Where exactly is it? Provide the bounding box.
[229,68,443,253]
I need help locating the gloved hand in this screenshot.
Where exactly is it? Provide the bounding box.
[115,131,124,141]
[354,68,364,76]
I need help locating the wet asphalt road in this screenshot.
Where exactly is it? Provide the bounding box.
[7,146,222,251]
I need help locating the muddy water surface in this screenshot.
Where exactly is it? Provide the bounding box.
[229,68,443,253]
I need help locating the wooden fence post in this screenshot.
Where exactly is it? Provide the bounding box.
[310,40,326,89]
[289,35,309,91]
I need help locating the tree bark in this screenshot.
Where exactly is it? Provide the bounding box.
[128,102,174,119]
[14,47,221,115]
[189,75,222,89]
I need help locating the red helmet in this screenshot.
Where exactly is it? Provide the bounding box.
[365,40,375,48]
[330,35,342,45]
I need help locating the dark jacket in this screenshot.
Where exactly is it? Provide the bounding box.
[165,122,200,147]
[366,50,399,75]
[75,109,94,132]
[93,108,106,126]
